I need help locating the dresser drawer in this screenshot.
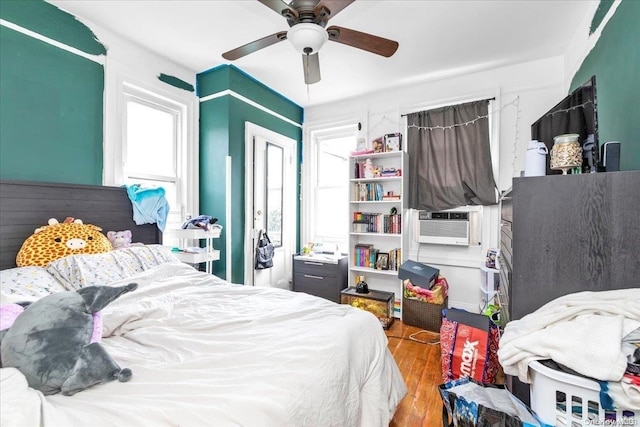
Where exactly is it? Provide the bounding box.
[293,272,344,303]
[293,258,340,278]
[500,229,513,271]
[292,255,348,303]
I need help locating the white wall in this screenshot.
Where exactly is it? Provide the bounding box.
[304,55,569,312]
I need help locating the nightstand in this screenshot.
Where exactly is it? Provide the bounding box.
[292,254,348,303]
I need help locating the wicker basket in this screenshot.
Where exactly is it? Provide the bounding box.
[402,295,448,331]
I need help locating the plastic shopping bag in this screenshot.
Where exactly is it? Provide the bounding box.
[440,308,501,383]
[439,377,551,427]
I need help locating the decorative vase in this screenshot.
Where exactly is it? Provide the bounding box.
[550,134,582,175]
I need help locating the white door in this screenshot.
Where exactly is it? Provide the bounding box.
[244,122,297,288]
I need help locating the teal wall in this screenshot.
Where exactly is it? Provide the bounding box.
[571,0,640,171]
[0,0,105,184]
[198,65,303,283]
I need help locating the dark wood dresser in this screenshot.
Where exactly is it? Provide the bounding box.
[292,254,348,303]
[498,171,640,404]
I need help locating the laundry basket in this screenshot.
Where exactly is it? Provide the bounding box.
[529,360,639,426]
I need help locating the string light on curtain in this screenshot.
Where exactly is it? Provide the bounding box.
[544,100,593,118]
[367,96,523,182]
[406,97,520,131]
[511,96,522,177]
[367,96,521,137]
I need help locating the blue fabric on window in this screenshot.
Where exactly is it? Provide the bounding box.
[124,184,170,232]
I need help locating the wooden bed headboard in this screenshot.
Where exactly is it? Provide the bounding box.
[0,180,162,270]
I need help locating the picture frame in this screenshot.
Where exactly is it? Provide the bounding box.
[384,133,402,152]
[355,137,367,152]
[376,252,389,270]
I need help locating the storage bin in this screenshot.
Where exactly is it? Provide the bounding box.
[529,360,639,426]
[402,295,447,332]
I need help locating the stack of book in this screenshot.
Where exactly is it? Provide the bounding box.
[352,212,402,234]
[353,244,377,268]
[353,183,384,201]
[387,248,402,271]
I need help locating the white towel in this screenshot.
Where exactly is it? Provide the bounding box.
[498,288,640,383]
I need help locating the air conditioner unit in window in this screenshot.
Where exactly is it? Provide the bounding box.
[416,211,470,246]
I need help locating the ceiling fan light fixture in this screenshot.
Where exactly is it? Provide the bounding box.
[287,23,328,55]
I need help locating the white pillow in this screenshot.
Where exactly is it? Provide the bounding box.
[0,266,66,299]
[46,245,179,290]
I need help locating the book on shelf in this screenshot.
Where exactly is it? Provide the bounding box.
[353,244,376,268]
[379,168,401,177]
[352,245,401,271]
[352,211,402,234]
[353,183,384,201]
[388,248,402,271]
[352,221,368,233]
[350,149,374,156]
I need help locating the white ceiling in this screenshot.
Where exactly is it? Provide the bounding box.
[47,0,596,108]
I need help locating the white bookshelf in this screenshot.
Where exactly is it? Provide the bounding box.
[348,149,407,317]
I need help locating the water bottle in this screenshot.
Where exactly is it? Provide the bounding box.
[524,140,548,177]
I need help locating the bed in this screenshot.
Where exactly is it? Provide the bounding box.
[0,180,407,427]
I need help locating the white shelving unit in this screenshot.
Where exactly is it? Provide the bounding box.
[163,228,221,274]
[348,150,407,317]
[479,263,499,311]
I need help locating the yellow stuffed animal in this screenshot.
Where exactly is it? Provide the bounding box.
[16,218,113,267]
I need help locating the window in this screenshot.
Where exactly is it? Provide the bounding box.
[266,143,283,247]
[120,83,190,229]
[305,124,359,253]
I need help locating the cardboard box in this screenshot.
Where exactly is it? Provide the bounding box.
[398,260,439,289]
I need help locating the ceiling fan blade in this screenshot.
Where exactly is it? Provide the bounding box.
[257,0,299,20]
[313,0,355,22]
[302,53,321,84]
[327,26,398,57]
[222,32,288,60]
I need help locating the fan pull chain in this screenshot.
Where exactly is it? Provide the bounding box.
[305,52,310,101]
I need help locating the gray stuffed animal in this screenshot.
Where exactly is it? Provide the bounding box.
[0,283,137,396]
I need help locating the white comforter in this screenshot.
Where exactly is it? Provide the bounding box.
[1,262,407,427]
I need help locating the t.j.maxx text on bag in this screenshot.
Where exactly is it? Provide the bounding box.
[440,308,501,384]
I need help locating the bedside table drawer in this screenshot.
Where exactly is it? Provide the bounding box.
[293,259,340,277]
[292,255,348,303]
[293,272,343,302]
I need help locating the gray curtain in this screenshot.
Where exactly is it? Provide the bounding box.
[407,100,498,211]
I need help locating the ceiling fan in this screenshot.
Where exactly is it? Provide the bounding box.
[222,0,399,84]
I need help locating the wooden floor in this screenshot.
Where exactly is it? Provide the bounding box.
[385,320,444,427]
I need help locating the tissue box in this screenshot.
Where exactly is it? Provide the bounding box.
[398,260,439,289]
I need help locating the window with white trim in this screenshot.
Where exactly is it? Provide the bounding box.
[306,124,359,253]
[120,84,189,229]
